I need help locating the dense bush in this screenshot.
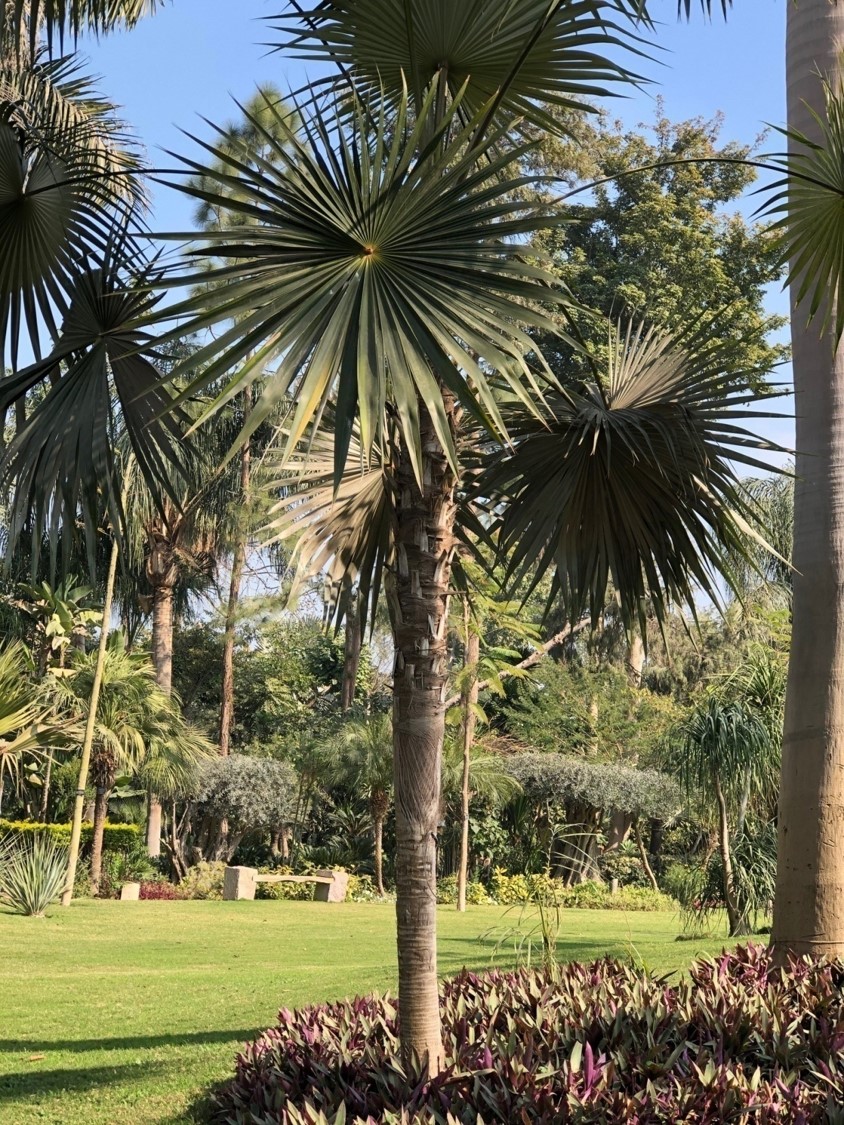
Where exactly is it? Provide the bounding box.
[0,819,140,853]
[177,861,226,900]
[436,875,492,905]
[212,944,844,1124]
[139,879,179,900]
[488,870,673,912]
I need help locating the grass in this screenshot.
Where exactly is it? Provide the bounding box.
[0,899,736,1124]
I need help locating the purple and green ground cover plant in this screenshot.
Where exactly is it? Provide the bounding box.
[214,943,844,1124]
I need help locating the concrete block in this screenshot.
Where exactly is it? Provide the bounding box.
[313,869,350,903]
[120,882,141,901]
[224,865,257,901]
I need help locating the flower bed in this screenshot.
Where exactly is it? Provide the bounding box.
[212,944,844,1123]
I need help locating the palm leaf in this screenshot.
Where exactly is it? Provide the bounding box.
[0,50,146,368]
[479,317,789,634]
[7,1,163,53]
[761,80,844,341]
[0,235,189,569]
[156,84,571,486]
[272,0,647,133]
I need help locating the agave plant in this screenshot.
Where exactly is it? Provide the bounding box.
[0,832,69,916]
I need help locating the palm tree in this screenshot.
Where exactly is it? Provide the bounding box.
[52,639,211,891]
[0,640,59,814]
[669,695,776,936]
[339,713,393,896]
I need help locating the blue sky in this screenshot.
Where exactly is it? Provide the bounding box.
[83,0,793,453]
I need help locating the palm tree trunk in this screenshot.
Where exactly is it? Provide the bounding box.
[457,607,479,913]
[389,402,456,1073]
[341,594,362,712]
[715,777,741,936]
[772,4,844,959]
[219,410,251,756]
[90,783,109,893]
[146,579,175,857]
[374,814,385,897]
[61,535,120,906]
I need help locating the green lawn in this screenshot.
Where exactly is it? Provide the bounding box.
[0,899,735,1124]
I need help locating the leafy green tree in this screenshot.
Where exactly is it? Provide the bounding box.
[529,107,787,385]
[52,639,212,892]
[338,714,393,896]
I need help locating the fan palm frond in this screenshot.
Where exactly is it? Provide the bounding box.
[272,0,646,134]
[0,236,189,568]
[157,83,570,485]
[481,317,789,633]
[0,50,146,368]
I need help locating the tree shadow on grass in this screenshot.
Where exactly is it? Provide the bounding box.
[0,1026,262,1055]
[0,1059,172,1103]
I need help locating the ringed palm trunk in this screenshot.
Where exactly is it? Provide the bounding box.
[90,775,111,894]
[388,399,457,1073]
[772,4,844,958]
[371,789,388,897]
[457,617,480,913]
[146,576,175,857]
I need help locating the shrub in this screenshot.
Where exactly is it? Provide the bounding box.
[212,944,844,1124]
[255,866,313,901]
[0,834,68,916]
[488,870,674,912]
[176,861,226,900]
[436,875,493,905]
[98,842,156,898]
[139,879,179,900]
[0,819,140,854]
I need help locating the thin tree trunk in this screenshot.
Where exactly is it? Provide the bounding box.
[341,593,362,712]
[146,580,175,857]
[389,401,456,1073]
[39,751,53,821]
[626,628,645,688]
[374,814,385,897]
[61,535,120,906]
[634,821,659,893]
[773,4,844,959]
[736,766,752,840]
[715,777,741,936]
[443,617,589,709]
[219,407,251,756]
[457,607,479,913]
[90,784,109,893]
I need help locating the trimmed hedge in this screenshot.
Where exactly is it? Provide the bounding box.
[212,944,844,1123]
[0,819,140,853]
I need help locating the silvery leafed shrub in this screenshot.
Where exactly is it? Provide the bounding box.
[212,944,844,1124]
[0,834,68,916]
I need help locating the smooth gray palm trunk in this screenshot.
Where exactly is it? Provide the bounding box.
[772,1,844,957]
[389,401,457,1072]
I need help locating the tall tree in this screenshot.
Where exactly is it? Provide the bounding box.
[768,2,844,958]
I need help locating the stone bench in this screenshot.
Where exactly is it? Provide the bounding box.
[223,866,349,903]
